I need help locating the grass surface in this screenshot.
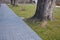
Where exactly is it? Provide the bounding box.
[8,4,36,19]
[9,4,60,40]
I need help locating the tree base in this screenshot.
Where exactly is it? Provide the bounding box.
[41,21,47,27]
[27,17,48,27]
[27,17,41,23]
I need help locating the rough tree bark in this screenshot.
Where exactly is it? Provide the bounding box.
[48,0,56,21]
[29,0,56,26]
[31,0,56,22]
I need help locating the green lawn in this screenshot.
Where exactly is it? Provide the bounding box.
[9,4,60,40]
[8,4,36,19]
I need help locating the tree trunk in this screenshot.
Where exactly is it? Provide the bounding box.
[11,0,12,5]
[31,0,56,22]
[0,0,2,6]
[11,0,14,5]
[48,0,56,21]
[30,0,32,3]
[11,0,18,6]
[14,0,18,6]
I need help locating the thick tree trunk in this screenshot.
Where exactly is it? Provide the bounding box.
[31,0,56,22]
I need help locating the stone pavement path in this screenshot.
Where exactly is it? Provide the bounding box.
[0,4,42,40]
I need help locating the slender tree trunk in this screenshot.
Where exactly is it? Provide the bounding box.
[0,0,1,6]
[15,0,18,6]
[11,0,12,5]
[11,0,13,5]
[11,0,18,6]
[14,0,15,5]
[30,0,32,3]
[14,0,18,6]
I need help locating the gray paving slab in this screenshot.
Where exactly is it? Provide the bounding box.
[0,4,42,40]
